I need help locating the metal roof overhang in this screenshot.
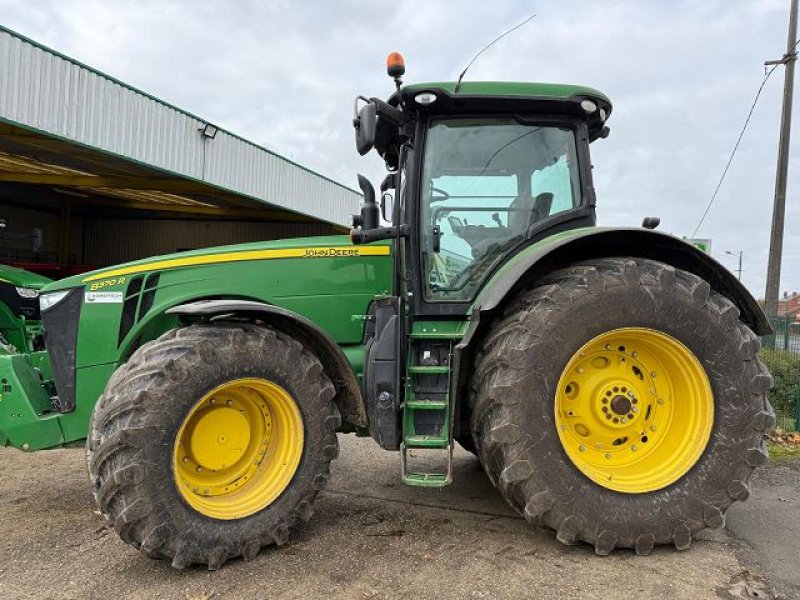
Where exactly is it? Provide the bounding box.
[0,25,359,227]
[0,120,325,224]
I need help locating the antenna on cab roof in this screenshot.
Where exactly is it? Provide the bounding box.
[454,12,537,94]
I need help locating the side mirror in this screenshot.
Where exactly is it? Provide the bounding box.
[353,98,377,156]
[381,192,394,222]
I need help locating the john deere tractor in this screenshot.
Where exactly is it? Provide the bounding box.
[0,55,773,569]
[0,264,53,445]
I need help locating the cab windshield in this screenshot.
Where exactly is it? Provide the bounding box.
[420,118,582,301]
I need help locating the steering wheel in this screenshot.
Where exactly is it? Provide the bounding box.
[430,187,450,202]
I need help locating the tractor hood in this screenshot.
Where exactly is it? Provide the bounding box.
[42,235,390,293]
[35,232,392,415]
[0,264,51,290]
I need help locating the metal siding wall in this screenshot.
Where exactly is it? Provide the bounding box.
[0,28,361,225]
[83,219,336,265]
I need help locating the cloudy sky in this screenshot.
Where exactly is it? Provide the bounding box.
[1,0,797,298]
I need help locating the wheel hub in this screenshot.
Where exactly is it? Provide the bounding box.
[554,328,714,494]
[188,407,252,471]
[173,378,304,520]
[609,395,631,416]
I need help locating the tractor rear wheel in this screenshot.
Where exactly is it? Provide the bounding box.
[470,258,774,555]
[87,323,339,569]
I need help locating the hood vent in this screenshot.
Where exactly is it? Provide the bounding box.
[117,273,160,347]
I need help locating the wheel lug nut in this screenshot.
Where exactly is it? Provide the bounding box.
[632,406,638,413]
[650,425,657,432]
[650,372,657,378]
[631,445,638,452]
[632,351,638,358]
[605,452,612,459]
[209,398,216,405]
[227,399,233,406]
[577,367,585,374]
[196,466,203,472]
[620,417,627,424]
[627,391,635,399]
[579,445,586,452]
[657,398,664,405]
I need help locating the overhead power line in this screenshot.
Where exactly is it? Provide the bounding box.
[690,38,800,239]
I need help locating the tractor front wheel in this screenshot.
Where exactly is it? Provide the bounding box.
[470,258,774,555]
[87,323,340,569]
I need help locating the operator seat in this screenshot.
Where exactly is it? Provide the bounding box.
[529,192,553,227]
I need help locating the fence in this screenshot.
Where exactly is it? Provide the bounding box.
[760,316,800,431]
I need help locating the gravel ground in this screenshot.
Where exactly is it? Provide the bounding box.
[0,435,795,600]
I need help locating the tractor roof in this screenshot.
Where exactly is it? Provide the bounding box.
[403,81,611,105]
[394,81,612,141]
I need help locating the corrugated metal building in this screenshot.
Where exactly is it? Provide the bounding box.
[0,25,361,276]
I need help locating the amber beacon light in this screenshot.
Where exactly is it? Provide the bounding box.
[386,52,405,78]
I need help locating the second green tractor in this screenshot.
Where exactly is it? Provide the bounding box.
[0,55,774,568]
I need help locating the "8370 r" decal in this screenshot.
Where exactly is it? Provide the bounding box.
[88,277,126,291]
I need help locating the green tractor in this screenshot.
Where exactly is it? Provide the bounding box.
[0,263,50,353]
[0,55,774,569]
[0,264,54,448]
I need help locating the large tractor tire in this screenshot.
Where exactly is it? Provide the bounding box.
[470,258,774,555]
[87,323,340,569]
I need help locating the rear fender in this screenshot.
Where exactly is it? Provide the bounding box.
[473,227,769,335]
[166,299,366,427]
[452,228,771,436]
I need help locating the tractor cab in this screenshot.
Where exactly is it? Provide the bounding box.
[350,54,614,484]
[351,54,611,316]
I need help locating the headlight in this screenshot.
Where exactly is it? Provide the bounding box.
[15,286,39,299]
[39,289,72,312]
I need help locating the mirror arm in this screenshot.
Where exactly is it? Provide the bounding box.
[369,97,402,125]
[350,224,410,245]
[380,173,396,192]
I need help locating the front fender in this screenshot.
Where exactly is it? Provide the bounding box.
[472,227,770,336]
[166,299,366,427]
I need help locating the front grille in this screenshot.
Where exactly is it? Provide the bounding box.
[41,288,82,413]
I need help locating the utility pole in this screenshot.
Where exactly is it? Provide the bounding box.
[725,250,743,281]
[765,0,799,317]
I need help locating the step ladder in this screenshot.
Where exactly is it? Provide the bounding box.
[400,324,461,487]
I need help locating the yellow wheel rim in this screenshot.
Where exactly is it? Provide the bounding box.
[555,328,713,493]
[172,378,304,520]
